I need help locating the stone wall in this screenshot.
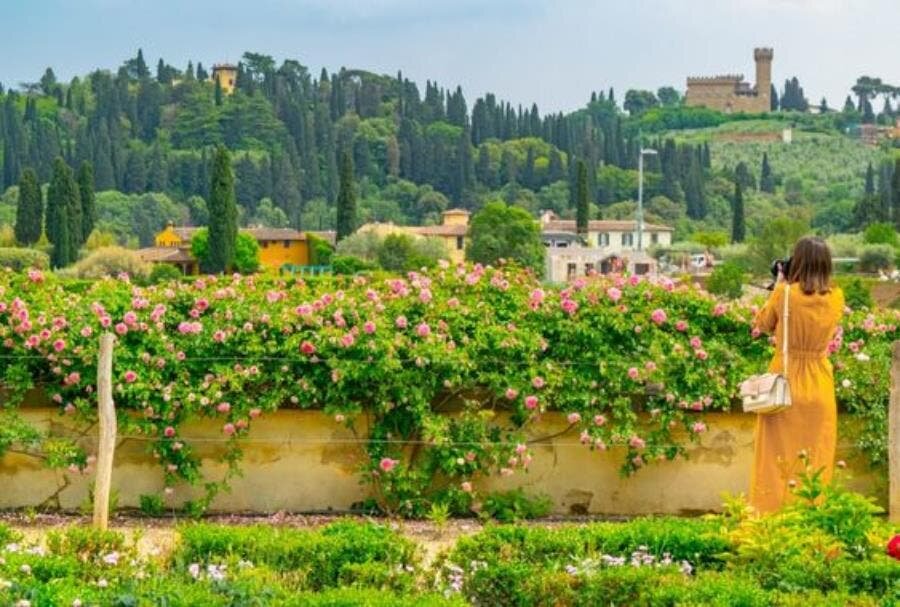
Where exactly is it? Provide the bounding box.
[0,407,881,515]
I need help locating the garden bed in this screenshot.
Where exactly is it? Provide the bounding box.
[1,473,898,606]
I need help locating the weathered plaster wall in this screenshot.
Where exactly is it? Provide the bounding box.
[0,408,880,515]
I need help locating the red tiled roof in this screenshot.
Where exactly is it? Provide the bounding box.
[138,247,195,263]
[409,225,468,237]
[172,227,307,242]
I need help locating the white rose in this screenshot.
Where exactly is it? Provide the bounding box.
[841,379,852,388]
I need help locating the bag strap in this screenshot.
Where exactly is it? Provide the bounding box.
[782,282,790,376]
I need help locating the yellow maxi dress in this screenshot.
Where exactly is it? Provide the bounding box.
[750,282,844,513]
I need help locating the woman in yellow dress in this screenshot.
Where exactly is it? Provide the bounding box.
[751,237,844,513]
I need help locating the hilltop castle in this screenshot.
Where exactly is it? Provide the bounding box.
[685,48,773,113]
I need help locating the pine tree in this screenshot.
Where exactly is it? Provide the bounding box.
[77,161,95,241]
[206,146,238,272]
[731,181,745,243]
[14,168,43,245]
[336,149,357,241]
[46,158,79,268]
[575,159,589,238]
[760,152,775,193]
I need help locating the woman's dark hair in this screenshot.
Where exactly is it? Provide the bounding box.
[787,237,832,295]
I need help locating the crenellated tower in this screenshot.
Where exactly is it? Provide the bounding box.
[754,48,774,109]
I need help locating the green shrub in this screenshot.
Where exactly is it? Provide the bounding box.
[481,489,553,522]
[863,222,898,247]
[147,262,184,284]
[307,232,334,266]
[331,254,375,275]
[838,277,874,310]
[139,493,166,516]
[175,521,417,591]
[0,247,50,270]
[858,244,895,272]
[66,246,150,279]
[283,589,465,607]
[706,261,745,299]
[446,517,730,569]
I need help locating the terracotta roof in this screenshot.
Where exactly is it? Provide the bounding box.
[138,247,195,263]
[409,225,468,237]
[172,227,307,242]
[542,220,673,233]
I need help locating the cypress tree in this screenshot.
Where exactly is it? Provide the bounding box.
[760,153,775,193]
[214,78,223,107]
[46,158,79,268]
[575,159,589,238]
[206,146,238,273]
[14,168,43,245]
[864,163,875,195]
[731,181,745,243]
[336,149,357,241]
[893,158,900,231]
[77,161,95,241]
[770,84,779,111]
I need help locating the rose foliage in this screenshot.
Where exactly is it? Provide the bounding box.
[0,264,894,516]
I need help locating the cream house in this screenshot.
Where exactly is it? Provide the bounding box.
[539,211,673,252]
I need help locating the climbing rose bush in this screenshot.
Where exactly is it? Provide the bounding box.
[0,264,894,516]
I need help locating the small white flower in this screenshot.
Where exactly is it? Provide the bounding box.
[0,579,11,590]
[15,600,31,607]
[841,379,852,388]
[97,579,108,588]
[5,543,20,553]
[188,563,201,579]
[72,600,83,607]
[102,551,119,566]
[19,564,31,574]
[855,353,870,362]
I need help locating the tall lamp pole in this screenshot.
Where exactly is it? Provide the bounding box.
[637,147,658,252]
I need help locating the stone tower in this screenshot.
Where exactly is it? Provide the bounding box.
[211,63,238,95]
[754,48,774,110]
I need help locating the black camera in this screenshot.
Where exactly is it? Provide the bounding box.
[767,257,791,290]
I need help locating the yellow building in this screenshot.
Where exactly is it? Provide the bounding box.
[357,209,470,264]
[211,63,238,95]
[139,224,335,274]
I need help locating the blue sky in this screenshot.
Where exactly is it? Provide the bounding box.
[1,0,897,113]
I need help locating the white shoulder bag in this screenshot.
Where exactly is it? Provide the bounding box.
[740,282,792,414]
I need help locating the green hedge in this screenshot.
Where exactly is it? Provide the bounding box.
[175,521,418,590]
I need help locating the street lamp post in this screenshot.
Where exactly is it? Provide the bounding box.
[637,147,658,252]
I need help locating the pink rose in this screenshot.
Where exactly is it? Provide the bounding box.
[713,303,726,317]
[524,395,539,410]
[300,341,316,355]
[363,321,376,334]
[689,336,702,350]
[216,402,231,413]
[561,298,578,315]
[607,287,622,302]
[593,415,606,427]
[629,435,646,449]
[52,339,66,352]
[461,481,473,493]
[566,412,581,424]
[532,376,545,389]
[650,309,667,325]
[627,367,640,380]
[675,320,688,332]
[692,422,707,434]
[696,350,708,361]
[164,426,175,438]
[416,323,431,337]
[505,388,519,400]
[379,457,398,473]
[115,322,128,335]
[124,370,137,383]
[249,408,262,419]
[395,315,408,329]
[222,423,236,436]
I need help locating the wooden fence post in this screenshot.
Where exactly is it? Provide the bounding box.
[93,333,116,531]
[890,341,900,522]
